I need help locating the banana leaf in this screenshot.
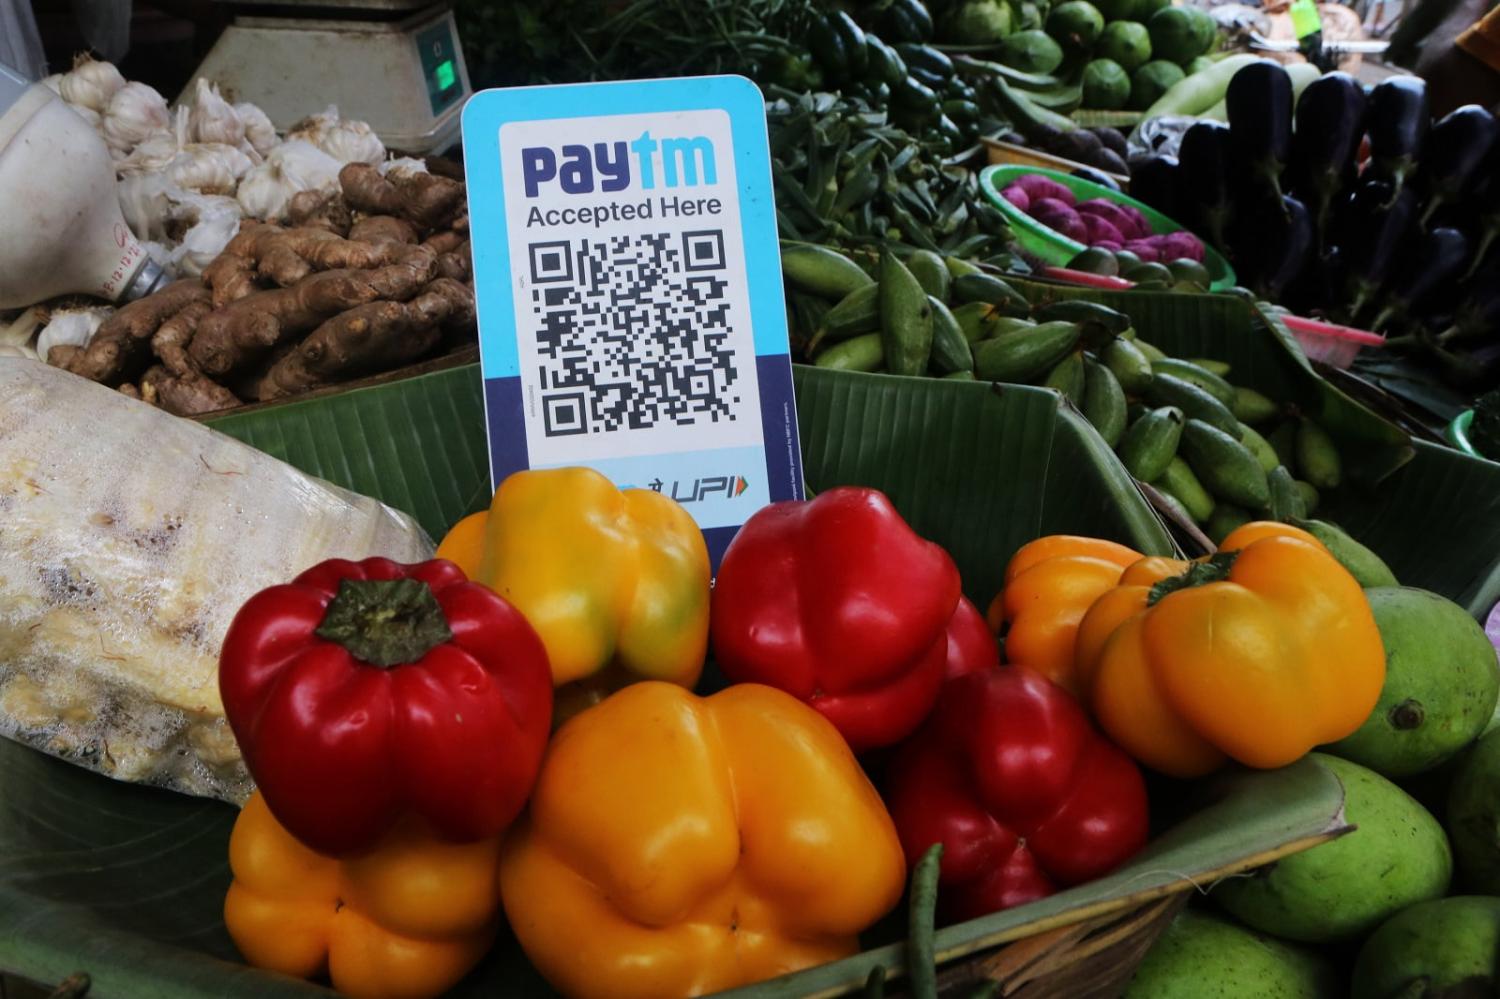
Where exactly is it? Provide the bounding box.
[1,359,1350,997]
[1012,279,1416,486]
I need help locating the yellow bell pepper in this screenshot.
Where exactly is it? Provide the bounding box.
[985,535,1143,695]
[499,681,907,999]
[223,792,503,999]
[1074,522,1386,778]
[437,467,710,714]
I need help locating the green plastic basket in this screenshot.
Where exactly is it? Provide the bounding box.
[979,164,1237,291]
[1449,409,1480,457]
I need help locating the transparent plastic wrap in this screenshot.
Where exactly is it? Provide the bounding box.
[0,359,434,804]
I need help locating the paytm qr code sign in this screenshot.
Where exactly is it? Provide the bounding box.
[462,77,803,566]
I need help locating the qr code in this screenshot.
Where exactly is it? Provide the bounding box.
[527,231,742,438]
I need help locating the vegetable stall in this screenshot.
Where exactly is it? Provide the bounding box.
[3,1,1500,998]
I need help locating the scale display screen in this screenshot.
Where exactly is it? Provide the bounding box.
[416,19,463,115]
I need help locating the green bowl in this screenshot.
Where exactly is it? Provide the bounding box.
[979,164,1237,291]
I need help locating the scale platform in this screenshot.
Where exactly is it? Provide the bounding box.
[186,0,471,154]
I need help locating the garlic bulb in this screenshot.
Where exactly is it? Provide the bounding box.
[59,55,127,113]
[188,79,245,147]
[235,102,278,158]
[102,82,171,155]
[115,128,180,176]
[117,172,180,242]
[380,157,429,179]
[169,196,243,277]
[289,105,385,166]
[166,143,255,195]
[236,139,344,221]
[37,307,112,364]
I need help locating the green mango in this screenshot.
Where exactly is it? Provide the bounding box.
[1212,754,1451,942]
[1326,588,1500,779]
[1124,908,1336,998]
[1351,896,1500,999]
[1449,730,1500,893]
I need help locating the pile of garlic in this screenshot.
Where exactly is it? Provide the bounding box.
[48,56,394,264]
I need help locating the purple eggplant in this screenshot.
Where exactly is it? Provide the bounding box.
[1337,180,1419,320]
[1230,191,1314,301]
[1287,72,1366,248]
[1417,105,1499,226]
[1369,227,1469,331]
[1177,122,1234,251]
[1366,76,1430,206]
[1128,155,1180,223]
[1226,61,1294,209]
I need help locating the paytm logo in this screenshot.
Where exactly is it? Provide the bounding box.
[520,130,717,196]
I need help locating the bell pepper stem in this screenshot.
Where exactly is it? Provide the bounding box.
[1149,552,1240,605]
[314,577,454,668]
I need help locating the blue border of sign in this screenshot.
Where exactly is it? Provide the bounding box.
[460,76,803,569]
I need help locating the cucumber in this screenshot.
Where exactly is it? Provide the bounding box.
[819,283,881,344]
[1291,518,1398,587]
[1294,479,1320,516]
[944,255,984,279]
[973,321,1083,382]
[1031,300,1132,335]
[1268,420,1299,470]
[1067,247,1119,276]
[1206,503,1254,545]
[928,296,973,375]
[1118,406,1184,482]
[952,272,1030,316]
[1146,373,1241,436]
[1268,465,1306,521]
[1296,418,1343,490]
[1101,337,1154,394]
[1179,419,1272,511]
[781,243,874,298]
[1231,385,1280,424]
[1081,358,1128,447]
[1188,358,1232,377]
[1154,488,1196,526]
[1151,358,1236,406]
[1042,350,1086,403]
[1154,456,1215,523]
[1133,337,1169,363]
[814,332,884,371]
[1237,422,1281,474]
[951,302,998,343]
[879,249,933,377]
[907,249,951,301]
[988,316,1040,339]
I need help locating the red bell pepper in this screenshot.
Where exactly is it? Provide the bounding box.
[711,487,962,751]
[885,667,1150,922]
[219,557,553,856]
[945,596,1000,680]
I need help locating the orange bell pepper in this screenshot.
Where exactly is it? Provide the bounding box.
[986,535,1143,695]
[223,792,503,999]
[499,682,907,999]
[1075,522,1386,778]
[437,467,710,717]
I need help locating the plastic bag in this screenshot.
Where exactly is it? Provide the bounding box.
[0,0,46,81]
[0,361,435,804]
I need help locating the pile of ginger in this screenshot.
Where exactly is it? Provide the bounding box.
[50,161,476,416]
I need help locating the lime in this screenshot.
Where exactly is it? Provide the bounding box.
[999,29,1066,73]
[1147,6,1216,63]
[1046,0,1107,52]
[1129,59,1186,109]
[1082,58,1132,109]
[1096,20,1153,72]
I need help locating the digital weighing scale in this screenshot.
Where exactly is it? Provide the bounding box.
[183,0,472,154]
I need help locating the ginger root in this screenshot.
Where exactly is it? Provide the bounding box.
[286,190,352,236]
[140,364,241,416]
[189,246,437,378]
[256,278,474,400]
[350,215,420,246]
[339,162,466,230]
[151,299,213,377]
[54,280,210,385]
